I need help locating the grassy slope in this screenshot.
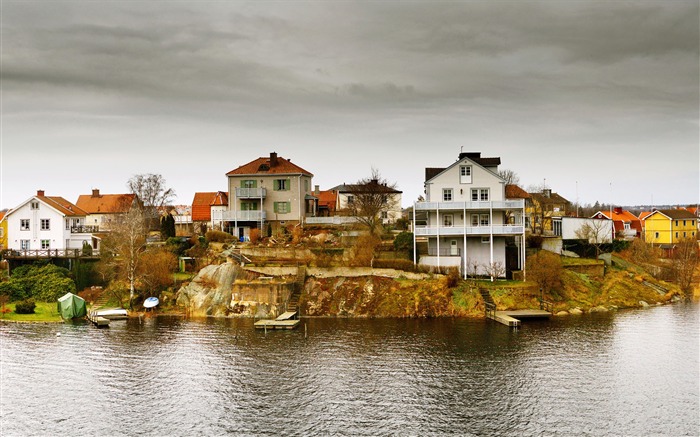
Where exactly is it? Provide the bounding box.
[1,301,63,322]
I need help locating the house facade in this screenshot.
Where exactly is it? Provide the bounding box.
[0,211,8,250]
[192,191,228,233]
[526,189,570,235]
[5,190,95,253]
[643,209,697,245]
[224,152,315,239]
[331,180,403,224]
[413,152,525,279]
[592,208,642,240]
[75,189,137,232]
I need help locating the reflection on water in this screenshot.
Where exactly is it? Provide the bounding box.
[1,304,698,436]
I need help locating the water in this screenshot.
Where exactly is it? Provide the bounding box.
[1,304,698,436]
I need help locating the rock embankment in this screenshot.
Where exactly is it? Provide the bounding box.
[176,263,241,317]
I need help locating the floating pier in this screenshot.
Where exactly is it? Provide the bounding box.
[254,311,300,330]
[86,311,110,327]
[487,309,551,327]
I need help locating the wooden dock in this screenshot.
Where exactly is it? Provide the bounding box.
[86,311,110,327]
[487,309,552,327]
[254,311,300,330]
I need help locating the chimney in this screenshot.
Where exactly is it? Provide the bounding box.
[92,189,100,198]
[314,185,320,195]
[614,207,623,214]
[459,152,481,160]
[270,152,278,167]
[543,188,551,198]
[37,190,45,197]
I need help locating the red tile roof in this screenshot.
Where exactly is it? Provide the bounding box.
[638,211,653,221]
[39,196,88,217]
[505,184,530,199]
[317,190,338,212]
[76,192,136,214]
[192,192,228,221]
[592,209,642,235]
[226,153,313,177]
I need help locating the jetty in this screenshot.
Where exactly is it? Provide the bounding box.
[481,287,551,327]
[86,311,110,327]
[254,311,300,330]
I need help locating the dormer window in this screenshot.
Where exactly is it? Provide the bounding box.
[460,166,472,184]
[30,201,39,210]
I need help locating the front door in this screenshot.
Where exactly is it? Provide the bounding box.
[450,240,459,256]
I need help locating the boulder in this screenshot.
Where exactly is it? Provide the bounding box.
[639,300,650,308]
[176,262,242,317]
[569,308,583,315]
[556,311,569,316]
[589,305,608,313]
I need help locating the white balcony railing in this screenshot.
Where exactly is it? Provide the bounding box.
[221,210,266,221]
[305,216,363,225]
[414,199,524,211]
[235,187,267,199]
[414,225,524,237]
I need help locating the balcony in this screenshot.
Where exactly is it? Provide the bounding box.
[221,210,267,221]
[414,199,524,211]
[71,225,99,234]
[235,188,267,199]
[414,224,524,237]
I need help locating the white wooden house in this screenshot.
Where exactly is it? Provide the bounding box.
[5,190,96,253]
[413,152,525,279]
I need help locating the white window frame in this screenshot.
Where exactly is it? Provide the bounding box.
[41,239,50,249]
[481,237,489,244]
[443,214,454,227]
[460,166,472,184]
[471,214,479,226]
[480,189,489,201]
[30,201,39,210]
[443,189,453,202]
[471,189,479,201]
[20,219,30,231]
[20,240,30,250]
[480,214,490,226]
[41,219,50,231]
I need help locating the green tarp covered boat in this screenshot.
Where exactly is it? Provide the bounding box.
[57,292,87,320]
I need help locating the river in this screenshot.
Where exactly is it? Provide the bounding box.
[1,304,698,436]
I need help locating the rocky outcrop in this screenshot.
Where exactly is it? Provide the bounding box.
[176,263,241,317]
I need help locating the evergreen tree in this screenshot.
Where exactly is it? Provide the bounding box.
[160,213,176,239]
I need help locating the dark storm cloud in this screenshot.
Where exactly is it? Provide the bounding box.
[1,1,698,208]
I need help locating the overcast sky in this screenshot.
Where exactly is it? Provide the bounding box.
[1,1,698,211]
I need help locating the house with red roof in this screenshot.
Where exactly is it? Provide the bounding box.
[224,152,316,239]
[5,190,96,253]
[76,189,138,232]
[315,188,339,217]
[591,207,642,240]
[191,191,228,233]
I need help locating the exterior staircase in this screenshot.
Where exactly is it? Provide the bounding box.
[478,287,497,319]
[286,266,306,314]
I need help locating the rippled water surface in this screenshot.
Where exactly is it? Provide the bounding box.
[2,304,698,436]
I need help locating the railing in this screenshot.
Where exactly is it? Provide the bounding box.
[221,210,267,221]
[427,247,462,257]
[415,199,524,211]
[305,216,363,225]
[2,249,100,259]
[414,225,524,236]
[71,225,99,233]
[485,302,497,319]
[174,215,192,224]
[235,187,267,198]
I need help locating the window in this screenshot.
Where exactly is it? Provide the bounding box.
[480,214,489,226]
[624,222,630,230]
[240,201,258,211]
[443,214,454,227]
[675,232,679,238]
[693,220,696,227]
[41,219,50,231]
[20,219,30,231]
[41,240,50,249]
[479,189,489,201]
[381,211,388,219]
[683,220,687,226]
[20,240,30,250]
[241,180,257,188]
[274,179,289,191]
[347,195,354,204]
[443,189,453,202]
[66,219,70,230]
[675,220,679,226]
[471,214,479,226]
[683,232,687,237]
[304,179,309,192]
[30,201,39,210]
[460,166,472,184]
[481,237,490,244]
[274,202,291,214]
[0,228,3,238]
[471,189,479,201]
[655,232,660,239]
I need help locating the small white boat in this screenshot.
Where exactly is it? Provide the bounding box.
[93,308,128,320]
[143,297,159,309]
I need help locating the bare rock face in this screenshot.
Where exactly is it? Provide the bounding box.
[176,263,241,317]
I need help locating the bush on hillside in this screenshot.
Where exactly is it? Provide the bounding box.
[205,230,235,243]
[15,299,36,314]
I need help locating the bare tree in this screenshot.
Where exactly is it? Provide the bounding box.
[575,219,611,258]
[346,168,400,235]
[100,205,148,309]
[498,169,520,186]
[127,174,175,224]
[672,238,699,300]
[484,261,506,281]
[526,250,563,296]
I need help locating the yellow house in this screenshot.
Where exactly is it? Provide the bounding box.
[643,209,697,245]
[0,210,7,250]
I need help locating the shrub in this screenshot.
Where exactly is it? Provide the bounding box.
[349,234,380,267]
[446,267,461,288]
[15,299,36,314]
[250,228,261,244]
[373,259,417,271]
[205,230,235,243]
[527,234,543,249]
[393,232,414,260]
[0,280,28,301]
[82,241,93,256]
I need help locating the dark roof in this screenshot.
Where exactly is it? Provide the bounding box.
[650,209,697,220]
[331,181,402,194]
[425,168,445,182]
[505,184,530,199]
[425,152,501,182]
[529,191,569,205]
